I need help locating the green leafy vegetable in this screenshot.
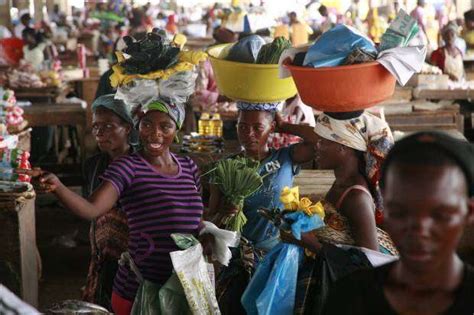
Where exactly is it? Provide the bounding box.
[208,157,264,232]
[121,32,180,75]
[256,37,292,64]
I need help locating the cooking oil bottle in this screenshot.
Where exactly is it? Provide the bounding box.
[210,113,223,138]
[198,112,211,136]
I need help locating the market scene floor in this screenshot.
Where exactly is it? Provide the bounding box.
[36,190,89,311]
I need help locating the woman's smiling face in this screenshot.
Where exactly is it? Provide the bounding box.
[138,111,177,157]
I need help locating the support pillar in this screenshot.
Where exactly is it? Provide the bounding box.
[0,0,12,29]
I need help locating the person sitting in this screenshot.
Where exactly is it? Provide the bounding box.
[14,12,32,38]
[431,22,465,81]
[21,27,52,71]
[323,131,474,315]
[462,9,474,49]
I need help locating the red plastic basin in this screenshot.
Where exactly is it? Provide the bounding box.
[284,60,396,112]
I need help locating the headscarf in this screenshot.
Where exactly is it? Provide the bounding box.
[134,99,185,129]
[441,21,459,37]
[92,94,133,125]
[236,101,280,112]
[314,111,394,223]
[92,94,139,144]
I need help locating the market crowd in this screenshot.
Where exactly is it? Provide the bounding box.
[0,1,474,315]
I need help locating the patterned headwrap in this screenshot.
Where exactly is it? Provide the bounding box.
[135,99,185,129]
[314,111,394,223]
[236,101,281,112]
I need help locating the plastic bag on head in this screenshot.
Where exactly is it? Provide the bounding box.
[157,70,197,105]
[115,78,159,108]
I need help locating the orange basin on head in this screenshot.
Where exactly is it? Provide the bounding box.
[284,60,396,112]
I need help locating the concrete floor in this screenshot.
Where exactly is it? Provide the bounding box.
[36,191,90,312]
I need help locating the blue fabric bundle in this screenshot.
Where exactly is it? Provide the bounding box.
[303,24,377,68]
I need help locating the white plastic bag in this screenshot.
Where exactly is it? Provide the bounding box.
[376,45,426,86]
[170,244,221,315]
[199,221,240,267]
[115,78,160,108]
[158,71,198,105]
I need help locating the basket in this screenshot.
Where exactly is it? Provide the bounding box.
[207,44,297,102]
[283,60,396,112]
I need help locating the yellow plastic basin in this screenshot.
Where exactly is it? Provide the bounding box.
[207,44,297,102]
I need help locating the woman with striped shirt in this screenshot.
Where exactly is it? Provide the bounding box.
[40,99,206,315]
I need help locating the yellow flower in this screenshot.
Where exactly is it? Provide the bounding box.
[280,186,300,210]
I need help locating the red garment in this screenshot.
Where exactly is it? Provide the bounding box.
[111,292,133,315]
[430,48,446,71]
[430,47,463,72]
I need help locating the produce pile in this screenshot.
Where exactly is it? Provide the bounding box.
[120,32,180,75]
[39,70,62,87]
[221,35,291,64]
[5,61,64,89]
[7,63,45,89]
[110,31,207,88]
[0,88,25,134]
[0,87,30,182]
[180,134,225,154]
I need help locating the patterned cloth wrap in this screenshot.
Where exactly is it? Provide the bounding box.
[314,111,394,222]
[236,101,280,112]
[137,99,186,129]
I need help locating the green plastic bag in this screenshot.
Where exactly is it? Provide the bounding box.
[131,274,192,315]
[159,274,193,315]
[131,280,162,315]
[128,234,198,315]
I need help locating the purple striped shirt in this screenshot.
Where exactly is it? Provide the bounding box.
[100,152,203,300]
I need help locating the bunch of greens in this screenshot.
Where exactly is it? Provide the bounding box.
[121,32,180,75]
[256,37,292,64]
[209,157,264,232]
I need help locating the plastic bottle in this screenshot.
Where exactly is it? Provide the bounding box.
[210,113,223,138]
[17,151,31,183]
[198,113,211,136]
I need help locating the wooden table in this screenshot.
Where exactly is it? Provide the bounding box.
[385,108,464,133]
[22,103,87,183]
[22,102,87,128]
[0,191,38,308]
[13,86,63,104]
[413,87,474,100]
[69,77,100,128]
